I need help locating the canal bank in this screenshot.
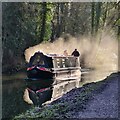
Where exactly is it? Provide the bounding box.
[13,72,119,119]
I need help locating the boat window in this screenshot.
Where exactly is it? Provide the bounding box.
[28,52,53,68]
[53,57,80,68]
[32,56,45,66]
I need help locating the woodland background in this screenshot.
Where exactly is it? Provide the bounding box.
[2,2,120,73]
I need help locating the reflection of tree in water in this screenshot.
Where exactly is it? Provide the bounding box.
[2,80,31,119]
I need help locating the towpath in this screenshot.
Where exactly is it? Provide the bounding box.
[72,73,119,118]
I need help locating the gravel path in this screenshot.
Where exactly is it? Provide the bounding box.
[72,73,119,118]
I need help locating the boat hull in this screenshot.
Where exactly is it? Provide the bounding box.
[27,67,55,79]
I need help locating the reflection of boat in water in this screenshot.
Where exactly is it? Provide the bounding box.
[24,78,53,106]
[25,51,81,106]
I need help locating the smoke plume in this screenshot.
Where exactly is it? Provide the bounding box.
[24,30,118,73]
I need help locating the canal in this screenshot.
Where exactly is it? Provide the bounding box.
[2,69,116,119]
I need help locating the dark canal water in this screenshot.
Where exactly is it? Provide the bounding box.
[2,72,31,119]
[2,69,116,119]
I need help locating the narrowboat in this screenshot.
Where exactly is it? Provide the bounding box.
[27,51,81,80]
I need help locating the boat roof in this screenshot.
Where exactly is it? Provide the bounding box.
[46,53,75,58]
[33,51,77,58]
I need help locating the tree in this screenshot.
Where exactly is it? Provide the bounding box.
[95,2,102,33]
[91,2,95,35]
[40,2,47,41]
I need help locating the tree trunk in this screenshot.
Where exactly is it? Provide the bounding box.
[95,2,102,33]
[40,2,47,42]
[91,2,95,36]
[59,3,64,34]
[56,3,61,38]
[118,2,120,39]
[102,3,108,29]
[50,20,55,42]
